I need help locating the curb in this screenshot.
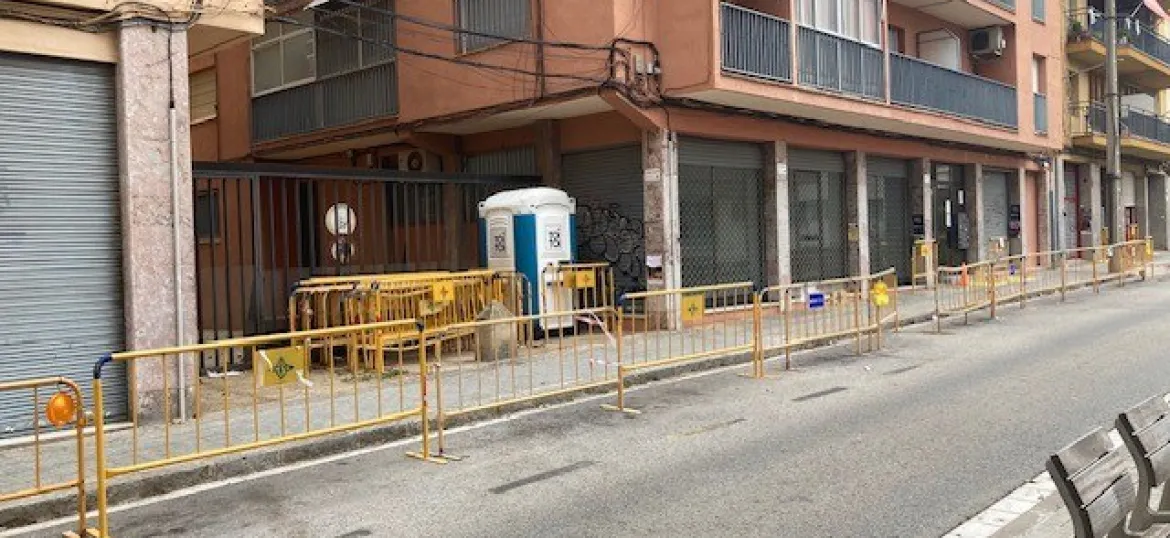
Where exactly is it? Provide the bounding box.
[0,273,1162,530]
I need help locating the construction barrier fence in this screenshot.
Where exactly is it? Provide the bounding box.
[0,377,92,538]
[933,239,1154,330]
[911,239,937,290]
[90,319,435,536]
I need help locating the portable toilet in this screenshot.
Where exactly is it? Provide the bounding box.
[479,187,576,331]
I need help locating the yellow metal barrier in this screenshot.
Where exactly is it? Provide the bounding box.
[911,239,937,290]
[933,261,995,330]
[540,263,616,314]
[602,282,756,414]
[425,306,620,456]
[754,270,897,376]
[0,377,92,538]
[90,319,440,536]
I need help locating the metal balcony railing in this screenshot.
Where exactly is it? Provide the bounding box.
[1067,101,1107,136]
[797,26,884,100]
[1068,8,1170,68]
[1130,21,1170,68]
[1122,105,1170,144]
[1035,93,1048,134]
[720,3,792,82]
[252,62,399,143]
[889,53,1018,128]
[1067,9,1106,43]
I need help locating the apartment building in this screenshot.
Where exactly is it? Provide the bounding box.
[193,0,1061,335]
[1061,0,1170,251]
[0,2,264,429]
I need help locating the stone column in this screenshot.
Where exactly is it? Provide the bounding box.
[845,152,870,275]
[536,119,562,189]
[1135,172,1149,239]
[1089,163,1104,245]
[966,163,985,261]
[642,129,681,328]
[1054,157,1067,250]
[764,142,791,287]
[1016,167,1029,256]
[117,25,198,421]
[1038,164,1053,255]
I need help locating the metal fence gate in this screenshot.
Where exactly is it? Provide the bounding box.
[868,158,912,283]
[789,150,848,283]
[677,138,767,288]
[193,163,537,370]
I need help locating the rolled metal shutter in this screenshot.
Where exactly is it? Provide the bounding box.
[788,148,845,173]
[462,146,538,176]
[0,52,126,435]
[867,157,911,281]
[677,137,766,288]
[983,170,1011,244]
[561,146,644,296]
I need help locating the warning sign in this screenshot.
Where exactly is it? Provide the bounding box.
[573,270,596,289]
[872,281,890,308]
[432,281,455,304]
[258,346,307,387]
[919,243,932,258]
[681,293,705,322]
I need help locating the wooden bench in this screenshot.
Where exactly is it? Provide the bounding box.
[1047,426,1169,537]
[1118,396,1170,533]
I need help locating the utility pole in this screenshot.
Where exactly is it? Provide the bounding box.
[1105,0,1122,244]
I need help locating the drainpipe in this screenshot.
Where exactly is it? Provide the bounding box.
[170,102,187,422]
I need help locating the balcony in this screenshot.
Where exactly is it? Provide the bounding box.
[720,3,791,82]
[717,2,1019,131]
[890,53,1018,128]
[1067,9,1170,91]
[1068,101,1170,160]
[252,62,399,143]
[797,26,884,101]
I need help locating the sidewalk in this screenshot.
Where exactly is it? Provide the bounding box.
[1,255,1166,530]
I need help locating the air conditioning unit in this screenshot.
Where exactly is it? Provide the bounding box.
[398,150,440,172]
[970,26,1006,57]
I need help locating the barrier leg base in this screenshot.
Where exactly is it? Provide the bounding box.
[737,372,783,380]
[600,404,641,416]
[436,451,467,462]
[405,451,449,465]
[63,529,102,538]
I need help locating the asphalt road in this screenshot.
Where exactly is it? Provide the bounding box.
[21,281,1170,538]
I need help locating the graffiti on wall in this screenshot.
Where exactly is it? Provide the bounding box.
[575,203,645,297]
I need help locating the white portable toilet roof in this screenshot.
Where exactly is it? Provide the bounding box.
[479,187,575,217]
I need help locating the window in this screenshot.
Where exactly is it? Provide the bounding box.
[1032,55,1046,94]
[196,189,221,241]
[457,0,531,53]
[797,0,881,44]
[189,69,218,124]
[888,25,906,54]
[1032,0,1045,22]
[251,11,317,95]
[314,0,395,77]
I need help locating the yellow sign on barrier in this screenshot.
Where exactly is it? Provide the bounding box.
[681,293,705,322]
[573,270,597,289]
[257,346,307,387]
[432,281,455,304]
[872,281,890,307]
[920,243,931,257]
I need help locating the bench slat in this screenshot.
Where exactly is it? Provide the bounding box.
[1086,473,1138,538]
[1127,396,1170,432]
[1148,443,1170,487]
[1055,428,1111,476]
[1138,417,1170,460]
[1074,448,1136,505]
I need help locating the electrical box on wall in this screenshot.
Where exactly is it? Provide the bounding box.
[970,26,1006,57]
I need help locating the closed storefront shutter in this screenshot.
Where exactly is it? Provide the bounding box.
[462,146,539,176]
[789,149,848,282]
[677,137,766,288]
[562,146,644,296]
[867,157,911,282]
[0,53,126,435]
[983,170,1011,245]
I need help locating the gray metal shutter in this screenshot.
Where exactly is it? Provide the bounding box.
[677,138,766,288]
[983,170,1010,243]
[561,146,644,296]
[0,52,126,435]
[1150,175,1167,250]
[789,148,845,173]
[868,157,908,179]
[462,146,538,176]
[678,137,764,169]
[868,158,912,282]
